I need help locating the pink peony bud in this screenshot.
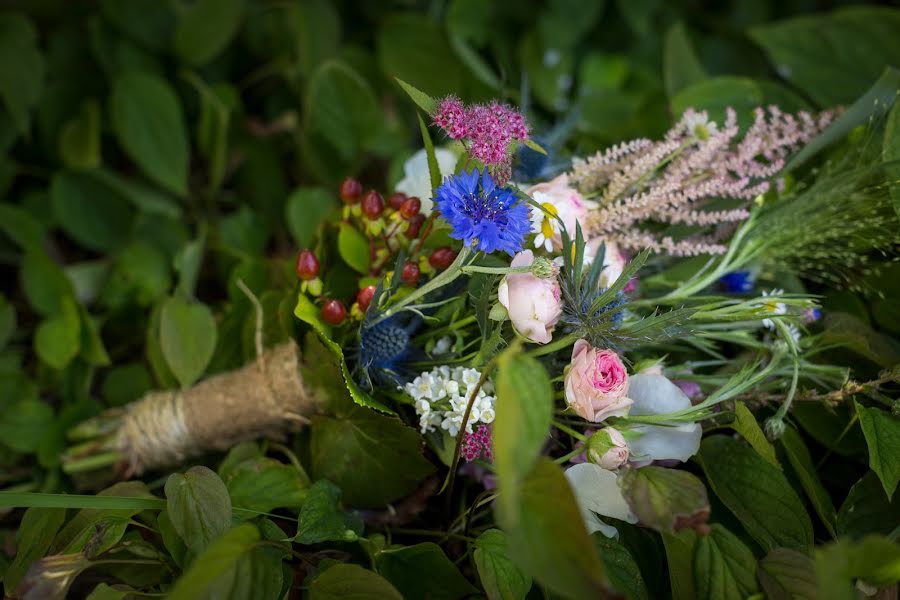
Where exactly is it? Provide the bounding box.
[587,427,629,470]
[497,250,562,344]
[565,340,632,422]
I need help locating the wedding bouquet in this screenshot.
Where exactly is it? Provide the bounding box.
[43,71,900,599]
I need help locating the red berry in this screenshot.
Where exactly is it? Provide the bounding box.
[320,299,346,325]
[400,197,421,219]
[361,190,385,219]
[356,285,376,312]
[339,177,362,204]
[401,261,420,285]
[388,192,407,210]
[429,246,456,270]
[295,250,319,280]
[405,213,426,239]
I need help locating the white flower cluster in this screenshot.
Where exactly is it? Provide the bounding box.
[403,366,496,437]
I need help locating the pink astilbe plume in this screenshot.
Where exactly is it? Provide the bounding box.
[433,96,530,185]
[572,106,837,256]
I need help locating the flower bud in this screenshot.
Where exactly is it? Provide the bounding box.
[405,213,426,239]
[429,246,456,270]
[295,250,319,281]
[764,417,786,441]
[339,177,362,204]
[587,427,629,470]
[361,190,385,219]
[401,261,420,285]
[388,191,408,210]
[530,257,557,279]
[400,197,421,219]
[356,285,376,312]
[321,299,346,325]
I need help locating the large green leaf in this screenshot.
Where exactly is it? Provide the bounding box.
[837,471,900,539]
[377,14,463,98]
[286,187,339,248]
[51,171,134,252]
[294,480,362,545]
[310,404,434,507]
[58,100,101,170]
[173,0,244,66]
[20,250,75,316]
[779,426,837,537]
[34,297,82,370]
[670,77,763,126]
[619,466,709,535]
[3,507,66,597]
[164,466,233,555]
[159,295,217,389]
[758,548,816,600]
[337,223,370,274]
[110,71,189,196]
[663,21,707,98]
[593,534,649,600]
[662,530,698,600]
[886,101,900,218]
[473,529,532,600]
[730,402,779,468]
[309,564,402,600]
[697,435,813,552]
[693,524,759,600]
[749,7,900,107]
[0,13,45,133]
[375,543,479,600]
[855,401,900,500]
[220,455,308,514]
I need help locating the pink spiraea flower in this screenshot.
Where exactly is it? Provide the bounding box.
[433,96,530,184]
[461,424,493,462]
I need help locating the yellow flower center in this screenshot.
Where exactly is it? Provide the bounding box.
[540,202,558,239]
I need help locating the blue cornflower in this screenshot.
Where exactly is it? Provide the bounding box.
[720,271,755,293]
[434,169,531,256]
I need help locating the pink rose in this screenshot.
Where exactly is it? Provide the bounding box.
[527,174,594,250]
[587,427,629,470]
[565,340,632,422]
[497,250,562,344]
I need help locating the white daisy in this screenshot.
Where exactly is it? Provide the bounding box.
[760,289,787,330]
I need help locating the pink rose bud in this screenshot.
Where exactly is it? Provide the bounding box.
[498,250,562,344]
[565,340,632,422]
[587,427,629,470]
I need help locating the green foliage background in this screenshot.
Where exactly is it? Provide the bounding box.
[1,0,900,598]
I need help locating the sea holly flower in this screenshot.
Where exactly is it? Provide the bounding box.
[395,147,458,213]
[564,341,632,422]
[434,169,531,256]
[497,250,563,344]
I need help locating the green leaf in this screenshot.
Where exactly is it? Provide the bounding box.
[309,564,403,600]
[0,203,44,250]
[159,295,217,388]
[51,171,135,252]
[377,15,463,98]
[855,401,900,500]
[785,67,900,173]
[102,242,171,309]
[286,187,339,248]
[111,71,189,196]
[758,548,817,600]
[165,466,233,555]
[417,112,442,196]
[174,236,205,299]
[220,456,308,514]
[697,435,813,553]
[473,529,532,600]
[671,77,763,126]
[158,509,188,568]
[310,405,434,507]
[837,472,900,539]
[78,305,111,367]
[395,78,437,115]
[3,507,66,597]
[295,480,362,545]
[0,294,15,350]
[499,458,609,598]
[375,543,479,600]
[522,138,547,156]
[663,21,707,98]
[693,524,759,600]
[337,223,370,274]
[34,298,82,370]
[619,466,710,535]
[779,426,837,537]
[20,250,75,316]
[0,13,45,134]
[173,0,244,66]
[815,536,900,599]
[493,349,553,517]
[59,100,101,170]
[168,522,284,600]
[662,530,698,600]
[594,534,649,600]
[885,101,900,218]
[193,81,233,191]
[90,168,183,219]
[730,403,779,468]
[749,7,900,107]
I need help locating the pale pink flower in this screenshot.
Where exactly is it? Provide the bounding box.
[497,250,562,344]
[587,427,629,470]
[565,340,632,422]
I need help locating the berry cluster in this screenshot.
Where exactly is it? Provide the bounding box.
[294,177,458,326]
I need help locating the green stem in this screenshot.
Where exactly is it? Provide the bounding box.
[527,331,580,358]
[461,264,530,275]
[554,446,586,464]
[553,420,587,441]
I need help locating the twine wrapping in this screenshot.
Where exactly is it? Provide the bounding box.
[117,342,314,474]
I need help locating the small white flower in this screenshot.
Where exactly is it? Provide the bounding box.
[432,336,452,355]
[480,407,495,423]
[683,109,718,139]
[406,365,496,438]
[760,289,787,330]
